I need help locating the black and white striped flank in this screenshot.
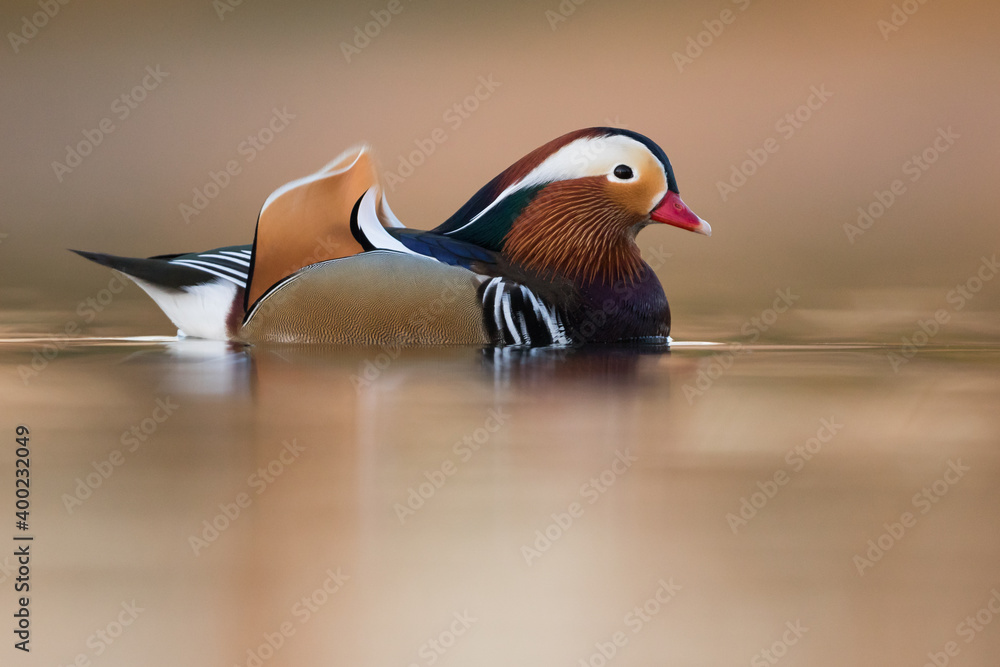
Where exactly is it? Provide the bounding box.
[479,277,570,347]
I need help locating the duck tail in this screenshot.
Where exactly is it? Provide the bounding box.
[71,249,244,340]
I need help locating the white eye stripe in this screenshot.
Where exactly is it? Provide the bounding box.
[446,135,657,235]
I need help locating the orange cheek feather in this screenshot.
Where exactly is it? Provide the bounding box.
[604,153,668,220]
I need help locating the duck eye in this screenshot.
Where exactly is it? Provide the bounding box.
[613,164,634,180]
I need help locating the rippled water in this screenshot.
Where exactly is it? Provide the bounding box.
[2,310,999,667]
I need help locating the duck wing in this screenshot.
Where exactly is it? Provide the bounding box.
[244,145,380,312]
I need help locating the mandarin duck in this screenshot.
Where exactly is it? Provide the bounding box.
[73,127,710,346]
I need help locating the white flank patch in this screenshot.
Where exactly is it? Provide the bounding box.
[356,188,425,257]
[377,190,406,228]
[124,274,237,340]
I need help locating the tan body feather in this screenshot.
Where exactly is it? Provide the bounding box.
[238,252,488,345]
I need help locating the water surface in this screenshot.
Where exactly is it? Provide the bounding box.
[2,316,999,667]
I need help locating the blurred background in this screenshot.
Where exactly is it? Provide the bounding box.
[1,2,999,667]
[1,0,997,337]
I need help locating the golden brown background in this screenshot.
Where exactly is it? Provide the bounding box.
[2,0,998,332]
[1,2,999,667]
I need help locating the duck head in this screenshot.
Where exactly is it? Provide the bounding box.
[434,127,710,285]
